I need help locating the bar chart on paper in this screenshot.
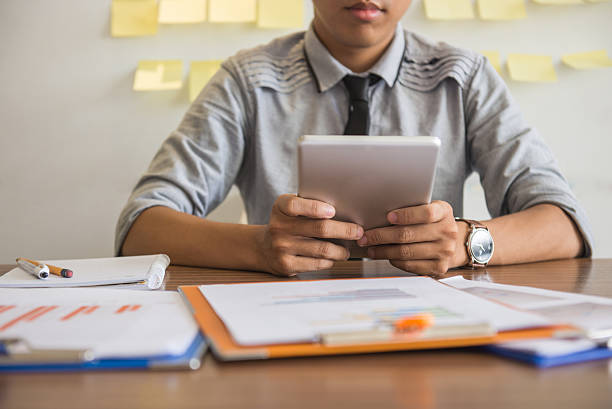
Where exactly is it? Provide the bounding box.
[0,303,145,331]
[261,288,464,337]
[0,288,199,358]
[531,303,612,331]
[267,288,415,305]
[460,287,562,308]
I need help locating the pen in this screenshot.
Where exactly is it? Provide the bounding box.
[20,258,73,278]
[15,258,49,280]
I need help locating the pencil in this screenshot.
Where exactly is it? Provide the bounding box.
[22,258,73,278]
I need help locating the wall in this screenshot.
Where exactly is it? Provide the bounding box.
[0,0,610,264]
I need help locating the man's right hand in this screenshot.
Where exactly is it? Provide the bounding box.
[257,194,364,276]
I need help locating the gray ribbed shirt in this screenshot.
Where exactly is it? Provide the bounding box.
[115,24,593,256]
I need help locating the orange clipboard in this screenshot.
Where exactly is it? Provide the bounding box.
[179,285,570,361]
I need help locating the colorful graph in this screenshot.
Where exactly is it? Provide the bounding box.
[531,302,612,328]
[308,306,461,329]
[0,304,143,332]
[61,305,105,321]
[0,305,16,314]
[0,306,55,331]
[116,304,142,314]
[268,288,414,305]
[371,306,460,321]
[27,306,58,321]
[462,287,561,307]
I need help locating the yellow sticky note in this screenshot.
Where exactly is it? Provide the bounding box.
[477,0,526,20]
[257,0,304,28]
[482,51,502,74]
[133,60,183,91]
[533,0,583,3]
[208,0,256,23]
[423,0,475,20]
[507,54,557,82]
[111,0,158,37]
[159,0,207,24]
[562,50,612,70]
[189,61,222,102]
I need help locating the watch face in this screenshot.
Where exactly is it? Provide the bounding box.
[470,229,494,264]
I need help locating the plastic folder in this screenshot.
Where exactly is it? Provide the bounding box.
[485,344,612,368]
[179,285,568,361]
[0,333,207,372]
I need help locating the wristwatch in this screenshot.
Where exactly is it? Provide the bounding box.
[455,218,494,268]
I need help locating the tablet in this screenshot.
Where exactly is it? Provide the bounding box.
[298,135,441,231]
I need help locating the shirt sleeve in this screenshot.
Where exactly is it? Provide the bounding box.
[114,59,251,256]
[464,55,594,257]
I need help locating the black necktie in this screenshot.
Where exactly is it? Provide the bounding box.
[343,74,379,135]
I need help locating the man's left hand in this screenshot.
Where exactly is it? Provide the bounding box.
[357,201,467,275]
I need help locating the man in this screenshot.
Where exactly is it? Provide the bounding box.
[116,0,592,276]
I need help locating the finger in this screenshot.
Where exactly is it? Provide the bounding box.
[389,259,450,276]
[292,237,350,261]
[358,224,442,247]
[276,194,335,219]
[367,242,440,261]
[273,254,334,276]
[289,218,364,241]
[388,201,453,226]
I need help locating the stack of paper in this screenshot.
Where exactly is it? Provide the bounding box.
[0,288,203,371]
[441,276,612,334]
[441,276,612,367]
[199,277,549,346]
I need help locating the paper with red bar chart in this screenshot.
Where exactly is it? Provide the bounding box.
[0,288,198,358]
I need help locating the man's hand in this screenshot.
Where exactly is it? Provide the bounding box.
[257,194,364,276]
[357,201,466,275]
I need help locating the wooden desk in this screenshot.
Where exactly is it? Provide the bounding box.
[1,259,611,409]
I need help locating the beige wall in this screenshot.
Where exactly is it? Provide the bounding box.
[0,0,610,263]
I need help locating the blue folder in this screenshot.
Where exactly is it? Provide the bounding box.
[485,344,612,368]
[0,332,207,372]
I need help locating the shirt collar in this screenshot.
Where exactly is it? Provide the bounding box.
[304,23,406,93]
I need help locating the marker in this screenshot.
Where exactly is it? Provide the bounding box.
[15,258,49,280]
[394,313,434,333]
[21,258,73,278]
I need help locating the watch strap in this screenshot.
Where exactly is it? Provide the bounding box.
[455,218,488,231]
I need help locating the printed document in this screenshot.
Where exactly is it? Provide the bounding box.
[441,276,612,332]
[0,288,198,358]
[199,277,549,346]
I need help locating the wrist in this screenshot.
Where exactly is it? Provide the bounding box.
[452,219,470,268]
[252,225,274,273]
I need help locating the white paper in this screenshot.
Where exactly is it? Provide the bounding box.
[441,276,612,331]
[199,277,549,346]
[0,288,197,359]
[495,338,598,358]
[0,255,169,289]
[441,276,612,358]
